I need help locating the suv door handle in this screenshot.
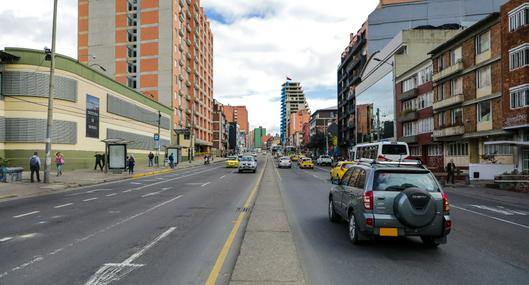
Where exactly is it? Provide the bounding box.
[376,197,385,200]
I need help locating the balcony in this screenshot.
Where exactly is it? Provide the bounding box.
[432,61,463,82]
[399,135,417,144]
[433,125,465,138]
[433,94,464,110]
[400,88,418,101]
[399,110,417,122]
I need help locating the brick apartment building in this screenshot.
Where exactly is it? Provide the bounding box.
[78,0,214,156]
[222,105,249,147]
[289,109,310,147]
[212,99,227,156]
[356,103,373,143]
[430,13,513,174]
[500,0,529,172]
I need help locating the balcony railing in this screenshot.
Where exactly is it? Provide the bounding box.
[399,110,417,122]
[400,88,418,101]
[433,94,464,110]
[399,135,418,144]
[432,60,463,82]
[433,125,465,138]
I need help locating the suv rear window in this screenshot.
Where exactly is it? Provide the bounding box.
[373,171,438,192]
[381,145,407,155]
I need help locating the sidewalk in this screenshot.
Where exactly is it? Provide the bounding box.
[0,158,226,202]
[229,158,306,285]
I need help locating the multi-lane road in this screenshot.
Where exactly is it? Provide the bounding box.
[1,155,529,284]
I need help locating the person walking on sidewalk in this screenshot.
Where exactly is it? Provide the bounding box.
[55,152,65,176]
[94,153,104,171]
[29,152,41,183]
[148,152,154,167]
[168,153,175,169]
[128,155,136,175]
[446,159,457,184]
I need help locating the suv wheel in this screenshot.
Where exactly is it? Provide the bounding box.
[348,213,360,244]
[328,199,340,223]
[420,236,440,248]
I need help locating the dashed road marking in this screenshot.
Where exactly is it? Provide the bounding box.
[452,205,529,230]
[54,203,73,209]
[122,190,132,193]
[130,182,142,185]
[106,193,118,197]
[141,192,159,198]
[83,198,98,202]
[13,211,40,219]
[201,182,211,187]
[0,237,13,242]
[219,175,226,179]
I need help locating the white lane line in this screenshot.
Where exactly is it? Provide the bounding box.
[13,211,40,219]
[452,205,529,230]
[54,203,73,209]
[122,190,132,193]
[130,182,143,185]
[161,187,172,191]
[0,237,13,242]
[141,192,160,198]
[1,195,183,280]
[83,198,98,202]
[86,189,112,194]
[130,166,223,192]
[106,193,118,197]
[85,227,176,285]
[201,182,211,187]
[219,175,226,179]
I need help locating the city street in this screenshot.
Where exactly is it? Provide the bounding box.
[0,163,263,285]
[278,163,529,284]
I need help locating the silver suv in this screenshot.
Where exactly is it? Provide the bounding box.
[328,160,451,247]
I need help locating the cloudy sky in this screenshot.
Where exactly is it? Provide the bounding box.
[0,0,379,134]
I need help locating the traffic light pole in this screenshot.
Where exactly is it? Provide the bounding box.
[44,0,58,183]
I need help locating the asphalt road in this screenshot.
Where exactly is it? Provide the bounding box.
[0,161,263,285]
[277,163,529,285]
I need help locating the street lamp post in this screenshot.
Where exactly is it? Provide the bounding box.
[44,0,58,184]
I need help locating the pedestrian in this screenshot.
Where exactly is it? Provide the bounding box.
[29,152,41,183]
[94,153,104,171]
[148,152,154,167]
[128,155,135,174]
[55,152,65,176]
[446,159,456,184]
[168,153,175,169]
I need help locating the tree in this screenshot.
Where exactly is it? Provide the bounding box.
[307,132,326,153]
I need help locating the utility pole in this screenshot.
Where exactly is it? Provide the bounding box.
[44,0,58,184]
[189,102,195,163]
[376,108,381,142]
[325,120,329,156]
[156,110,161,167]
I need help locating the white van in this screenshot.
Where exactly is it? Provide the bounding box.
[350,141,410,162]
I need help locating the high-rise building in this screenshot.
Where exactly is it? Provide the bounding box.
[253,126,267,148]
[280,81,308,145]
[289,109,310,147]
[78,0,214,156]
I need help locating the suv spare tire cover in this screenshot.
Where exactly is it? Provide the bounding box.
[393,188,436,228]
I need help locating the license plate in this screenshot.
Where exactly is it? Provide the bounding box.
[379,228,398,237]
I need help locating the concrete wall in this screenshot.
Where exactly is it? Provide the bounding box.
[87,0,116,77]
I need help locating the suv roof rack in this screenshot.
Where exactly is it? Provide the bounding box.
[357,158,426,168]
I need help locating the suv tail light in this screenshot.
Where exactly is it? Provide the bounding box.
[442,192,450,212]
[363,191,373,210]
[377,154,386,161]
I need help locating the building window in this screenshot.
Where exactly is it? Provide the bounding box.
[509,44,529,70]
[476,66,491,88]
[417,91,433,110]
[417,117,433,134]
[403,121,416,137]
[402,98,416,112]
[448,143,468,156]
[510,84,529,109]
[403,77,416,92]
[450,47,462,65]
[484,144,513,155]
[451,77,463,96]
[438,56,444,71]
[127,76,137,89]
[409,146,422,156]
[438,111,446,127]
[428,144,443,156]
[417,64,433,85]
[477,101,491,122]
[509,3,529,32]
[476,30,490,54]
[451,108,463,125]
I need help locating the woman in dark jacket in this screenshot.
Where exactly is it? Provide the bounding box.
[128,155,135,174]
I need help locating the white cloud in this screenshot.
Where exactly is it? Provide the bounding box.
[0,0,379,135]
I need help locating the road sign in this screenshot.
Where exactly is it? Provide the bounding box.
[154,134,160,141]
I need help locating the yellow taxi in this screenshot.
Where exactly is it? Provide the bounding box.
[300,158,314,169]
[226,156,239,168]
[330,161,355,183]
[290,154,299,162]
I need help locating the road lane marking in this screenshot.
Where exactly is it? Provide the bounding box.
[130,182,142,185]
[106,193,118,197]
[161,187,172,191]
[141,192,159,198]
[13,211,40,218]
[122,190,132,193]
[273,164,282,181]
[85,227,176,285]
[219,175,226,179]
[54,203,73,209]
[469,204,528,216]
[83,198,98,202]
[205,158,267,285]
[86,189,112,194]
[0,195,183,280]
[201,182,211,187]
[452,205,529,230]
[0,237,13,242]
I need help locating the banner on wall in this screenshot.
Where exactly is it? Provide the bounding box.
[86,95,100,138]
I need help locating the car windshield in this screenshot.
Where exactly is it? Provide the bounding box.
[373,171,438,192]
[241,156,254,161]
[381,144,408,155]
[303,158,312,162]
[321,156,329,158]
[280,157,290,161]
[228,156,237,160]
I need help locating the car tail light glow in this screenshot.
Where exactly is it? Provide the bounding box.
[366,218,374,227]
[377,154,386,161]
[363,191,373,210]
[442,192,450,212]
[445,219,452,230]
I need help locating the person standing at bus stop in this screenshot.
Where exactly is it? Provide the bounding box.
[446,159,457,184]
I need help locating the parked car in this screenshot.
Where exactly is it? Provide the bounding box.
[316,155,333,166]
[300,158,314,169]
[278,156,292,168]
[328,160,451,247]
[226,156,239,168]
[330,161,355,184]
[238,155,257,173]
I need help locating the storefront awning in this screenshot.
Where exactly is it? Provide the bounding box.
[484,140,529,146]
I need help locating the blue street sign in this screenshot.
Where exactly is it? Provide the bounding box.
[154,134,160,141]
